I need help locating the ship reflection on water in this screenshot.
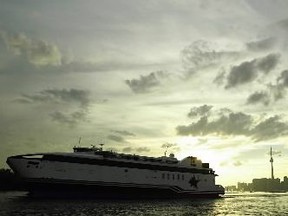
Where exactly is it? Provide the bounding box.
[1,191,288,215]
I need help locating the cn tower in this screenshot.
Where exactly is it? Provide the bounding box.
[270,147,274,179]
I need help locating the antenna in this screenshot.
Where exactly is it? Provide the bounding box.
[270,147,274,179]
[99,143,104,151]
[162,143,175,157]
[78,137,82,145]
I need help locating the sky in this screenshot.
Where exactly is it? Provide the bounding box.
[1,0,288,186]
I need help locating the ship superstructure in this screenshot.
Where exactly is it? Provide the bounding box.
[7,145,224,198]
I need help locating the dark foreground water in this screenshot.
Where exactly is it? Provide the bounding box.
[0,192,288,216]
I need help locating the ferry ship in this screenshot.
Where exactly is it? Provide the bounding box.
[6,145,224,198]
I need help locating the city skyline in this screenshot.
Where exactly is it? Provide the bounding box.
[1,0,288,186]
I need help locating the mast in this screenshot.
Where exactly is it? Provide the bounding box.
[270,147,274,179]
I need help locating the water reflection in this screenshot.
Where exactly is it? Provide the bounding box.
[1,192,288,216]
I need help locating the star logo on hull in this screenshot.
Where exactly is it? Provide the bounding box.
[189,176,200,188]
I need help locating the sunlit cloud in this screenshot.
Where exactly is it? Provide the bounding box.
[1,31,62,66]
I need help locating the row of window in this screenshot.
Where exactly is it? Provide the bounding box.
[162,173,185,181]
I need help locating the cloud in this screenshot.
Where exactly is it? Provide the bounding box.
[256,53,280,74]
[122,147,133,153]
[135,147,150,153]
[111,130,135,136]
[176,106,288,141]
[245,69,288,106]
[50,110,88,127]
[225,53,280,88]
[53,60,150,74]
[1,31,62,66]
[268,83,285,101]
[246,37,276,52]
[251,115,288,141]
[18,88,90,107]
[277,69,288,87]
[0,32,150,75]
[181,40,240,77]
[213,69,226,86]
[16,88,91,127]
[246,91,270,106]
[121,146,150,153]
[187,104,213,118]
[107,130,135,143]
[177,112,252,136]
[107,134,127,143]
[233,160,242,167]
[125,71,166,94]
[225,60,257,89]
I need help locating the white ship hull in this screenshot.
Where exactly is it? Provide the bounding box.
[7,149,224,198]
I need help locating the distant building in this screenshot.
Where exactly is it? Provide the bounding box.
[225,185,237,192]
[252,178,281,192]
[225,177,288,192]
[237,182,252,192]
[281,176,288,191]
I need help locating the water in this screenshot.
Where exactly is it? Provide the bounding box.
[0,191,288,216]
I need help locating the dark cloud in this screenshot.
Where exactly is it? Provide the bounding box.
[181,40,220,71]
[246,91,270,106]
[121,146,150,153]
[268,84,285,101]
[247,69,288,106]
[1,31,61,66]
[187,105,213,118]
[16,88,91,128]
[256,53,280,74]
[176,107,288,141]
[256,70,288,104]
[18,88,90,107]
[245,69,288,106]
[225,53,280,88]
[225,60,258,89]
[49,110,88,127]
[107,130,135,144]
[277,69,288,87]
[246,37,276,52]
[135,147,150,153]
[125,71,167,94]
[178,112,252,136]
[251,116,288,141]
[111,130,135,136]
[213,70,226,86]
[181,40,240,77]
[267,18,288,35]
[122,147,133,153]
[107,134,126,143]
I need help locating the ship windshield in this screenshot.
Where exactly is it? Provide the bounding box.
[22,154,44,159]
